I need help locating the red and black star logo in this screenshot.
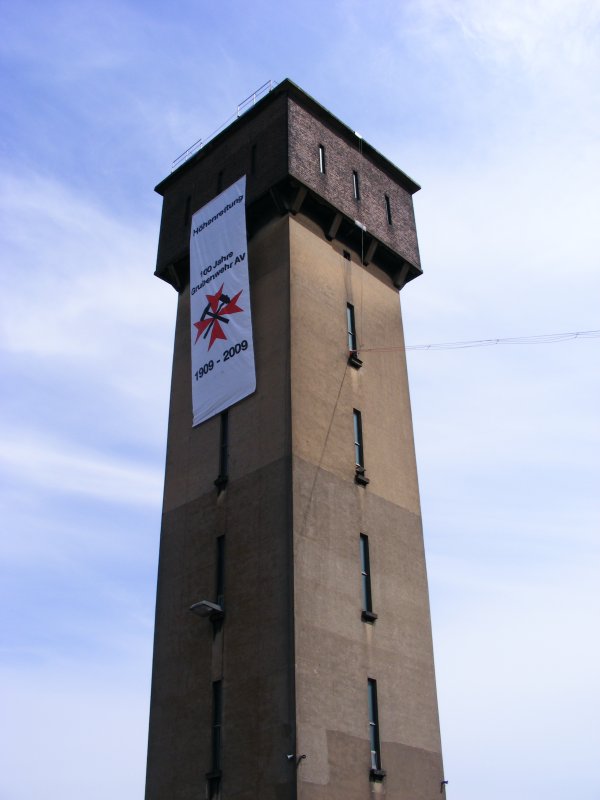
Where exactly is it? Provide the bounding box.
[193,284,244,350]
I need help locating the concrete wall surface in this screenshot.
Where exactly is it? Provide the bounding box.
[146,217,297,800]
[289,216,443,800]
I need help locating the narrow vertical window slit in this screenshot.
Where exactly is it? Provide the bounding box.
[216,536,225,609]
[347,303,362,368]
[207,679,223,797]
[360,534,376,622]
[368,679,385,779]
[319,144,326,174]
[353,409,364,469]
[215,411,229,491]
[385,194,392,225]
[212,681,222,771]
[354,409,369,485]
[347,304,357,353]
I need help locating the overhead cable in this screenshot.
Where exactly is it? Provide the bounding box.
[355,329,600,353]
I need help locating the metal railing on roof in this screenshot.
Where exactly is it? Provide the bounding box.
[171,80,277,172]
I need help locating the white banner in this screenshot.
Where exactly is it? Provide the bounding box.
[189,176,256,427]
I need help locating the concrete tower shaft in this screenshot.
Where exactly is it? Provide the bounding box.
[146,80,444,800]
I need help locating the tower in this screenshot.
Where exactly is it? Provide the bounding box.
[146,80,444,800]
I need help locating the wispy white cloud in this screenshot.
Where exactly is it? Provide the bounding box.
[0,167,171,357]
[0,431,163,506]
[0,166,175,448]
[421,0,600,73]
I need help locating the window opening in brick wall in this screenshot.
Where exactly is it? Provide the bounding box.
[353,170,360,200]
[319,144,326,174]
[385,194,392,225]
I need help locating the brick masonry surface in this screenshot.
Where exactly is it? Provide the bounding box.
[288,99,420,268]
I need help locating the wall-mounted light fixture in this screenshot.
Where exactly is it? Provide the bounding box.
[189,600,224,621]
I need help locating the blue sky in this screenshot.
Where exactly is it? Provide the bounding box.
[1,1,599,798]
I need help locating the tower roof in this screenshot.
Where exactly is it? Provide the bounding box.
[155,79,420,197]
[154,79,423,291]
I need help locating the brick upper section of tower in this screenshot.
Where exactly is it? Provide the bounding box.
[154,79,422,291]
